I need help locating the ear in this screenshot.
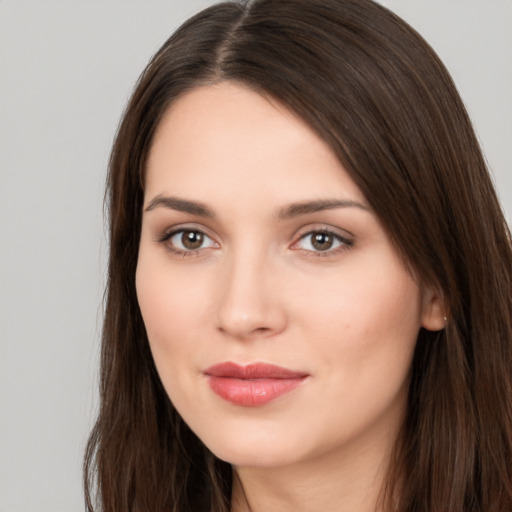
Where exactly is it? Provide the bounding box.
[420,287,447,331]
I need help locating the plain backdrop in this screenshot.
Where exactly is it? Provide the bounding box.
[0,1,510,511]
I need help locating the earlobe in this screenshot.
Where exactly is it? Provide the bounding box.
[421,288,447,331]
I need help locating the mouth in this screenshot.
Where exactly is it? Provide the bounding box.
[203,362,309,407]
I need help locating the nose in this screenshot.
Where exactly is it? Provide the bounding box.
[215,250,287,340]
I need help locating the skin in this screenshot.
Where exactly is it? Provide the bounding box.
[136,81,444,512]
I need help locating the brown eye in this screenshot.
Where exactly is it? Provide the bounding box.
[163,229,217,253]
[294,229,352,254]
[311,232,334,251]
[182,230,204,250]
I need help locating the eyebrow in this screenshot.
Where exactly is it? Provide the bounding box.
[144,195,370,219]
[277,199,370,220]
[144,195,215,217]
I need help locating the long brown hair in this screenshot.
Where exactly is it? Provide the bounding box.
[84,0,512,510]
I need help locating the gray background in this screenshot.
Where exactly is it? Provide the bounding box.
[0,1,510,511]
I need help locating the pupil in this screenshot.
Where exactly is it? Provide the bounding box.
[312,232,333,251]
[182,231,203,249]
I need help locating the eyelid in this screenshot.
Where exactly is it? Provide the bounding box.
[155,222,217,241]
[156,224,220,256]
[291,223,354,242]
[290,225,354,255]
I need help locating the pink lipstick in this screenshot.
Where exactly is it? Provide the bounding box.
[204,362,308,407]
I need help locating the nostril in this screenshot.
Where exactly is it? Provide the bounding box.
[250,326,272,336]
[217,323,273,339]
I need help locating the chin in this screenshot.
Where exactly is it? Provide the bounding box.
[196,418,327,470]
[211,442,301,469]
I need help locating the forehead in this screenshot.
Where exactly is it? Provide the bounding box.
[145,81,365,205]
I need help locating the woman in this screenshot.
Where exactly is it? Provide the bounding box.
[84,0,512,510]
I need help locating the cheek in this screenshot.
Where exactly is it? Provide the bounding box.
[135,252,197,377]
[287,262,421,445]
[292,253,422,379]
[136,248,207,339]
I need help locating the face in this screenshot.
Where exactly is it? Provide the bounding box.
[136,81,443,469]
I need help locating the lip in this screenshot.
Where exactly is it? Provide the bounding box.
[204,362,308,407]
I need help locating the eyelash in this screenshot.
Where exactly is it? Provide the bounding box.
[156,227,354,258]
[293,229,354,257]
[156,228,218,258]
